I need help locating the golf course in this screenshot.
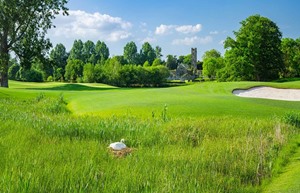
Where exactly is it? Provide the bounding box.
[0,80,299,192]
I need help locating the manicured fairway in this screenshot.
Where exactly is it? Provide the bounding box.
[68,81,300,119]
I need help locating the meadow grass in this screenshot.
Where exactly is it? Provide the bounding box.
[0,80,300,192]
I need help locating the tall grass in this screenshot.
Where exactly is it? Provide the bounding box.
[0,95,299,192]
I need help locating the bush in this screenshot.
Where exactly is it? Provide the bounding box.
[47,76,53,82]
[8,63,20,80]
[17,67,44,82]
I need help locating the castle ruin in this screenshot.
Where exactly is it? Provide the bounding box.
[191,48,197,69]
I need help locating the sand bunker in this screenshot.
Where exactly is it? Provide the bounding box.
[233,87,300,101]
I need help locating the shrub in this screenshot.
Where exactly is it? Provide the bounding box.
[17,67,44,82]
[47,76,53,82]
[8,63,20,80]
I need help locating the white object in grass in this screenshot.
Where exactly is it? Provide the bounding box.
[109,139,127,150]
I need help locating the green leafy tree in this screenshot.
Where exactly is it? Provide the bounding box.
[95,40,109,63]
[166,55,178,70]
[155,46,162,59]
[183,54,192,66]
[99,57,122,85]
[54,67,64,82]
[82,40,95,64]
[202,49,221,59]
[68,40,84,62]
[13,26,52,71]
[50,43,68,80]
[83,63,95,83]
[140,42,156,65]
[281,38,300,77]
[0,0,68,87]
[223,15,284,81]
[178,55,184,64]
[123,41,138,64]
[202,49,224,80]
[64,59,84,82]
[152,58,162,66]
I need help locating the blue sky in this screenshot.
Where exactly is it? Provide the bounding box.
[48,0,300,60]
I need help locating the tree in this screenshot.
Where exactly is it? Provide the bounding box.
[155,46,162,59]
[183,54,192,66]
[166,55,178,70]
[83,63,95,83]
[82,40,95,64]
[202,49,224,80]
[202,49,221,60]
[95,40,109,63]
[152,58,162,66]
[64,59,84,82]
[50,43,68,80]
[281,38,300,77]
[123,41,138,65]
[13,26,52,70]
[223,15,284,81]
[68,40,84,62]
[0,0,68,87]
[140,42,156,65]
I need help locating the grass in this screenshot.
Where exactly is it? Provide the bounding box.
[0,80,300,192]
[65,81,300,118]
[263,137,300,193]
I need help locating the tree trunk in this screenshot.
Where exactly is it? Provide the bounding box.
[0,53,9,88]
[0,29,9,88]
[0,71,9,87]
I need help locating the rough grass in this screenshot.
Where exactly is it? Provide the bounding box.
[0,80,300,192]
[263,140,300,193]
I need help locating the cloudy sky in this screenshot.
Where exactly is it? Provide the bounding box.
[48,0,300,59]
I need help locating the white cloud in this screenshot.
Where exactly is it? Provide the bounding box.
[176,24,202,34]
[210,31,219,35]
[172,36,213,46]
[155,24,202,35]
[50,10,132,42]
[155,24,176,35]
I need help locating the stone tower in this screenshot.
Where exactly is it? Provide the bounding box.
[191,48,197,69]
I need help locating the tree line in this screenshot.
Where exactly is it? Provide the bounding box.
[202,15,300,81]
[8,37,202,86]
[8,40,176,87]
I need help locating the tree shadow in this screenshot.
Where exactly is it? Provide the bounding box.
[26,83,117,91]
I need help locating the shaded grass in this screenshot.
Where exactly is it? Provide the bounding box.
[26,83,117,91]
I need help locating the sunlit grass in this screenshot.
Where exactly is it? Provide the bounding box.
[0,80,300,192]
